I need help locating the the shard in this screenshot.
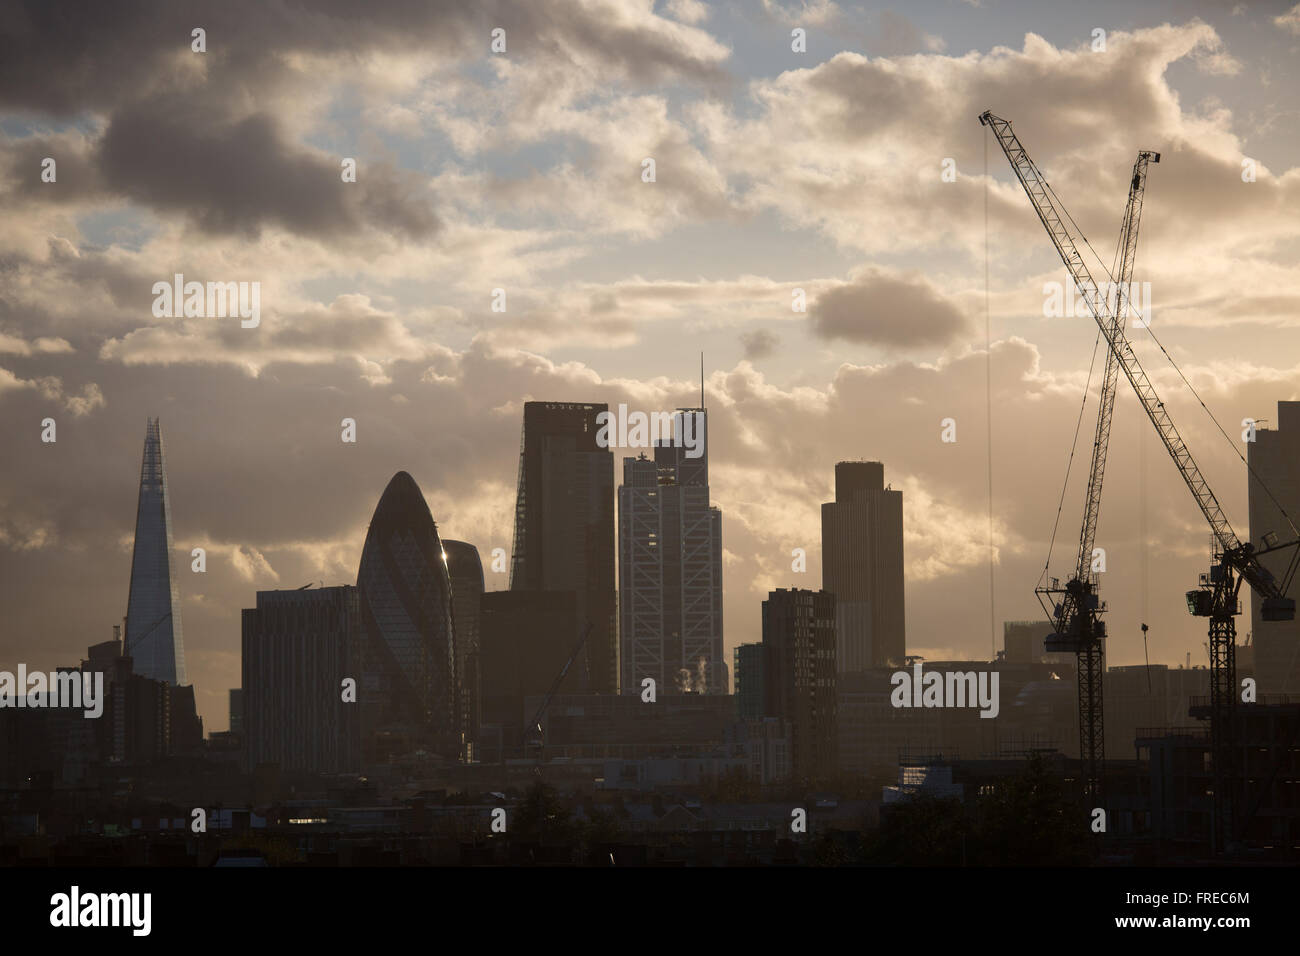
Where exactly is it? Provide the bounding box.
[124,418,187,686]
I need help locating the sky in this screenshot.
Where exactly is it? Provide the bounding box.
[2,0,1299,733]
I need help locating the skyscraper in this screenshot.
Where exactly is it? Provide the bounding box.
[443,540,484,748]
[762,588,838,783]
[124,418,186,686]
[479,589,579,737]
[734,642,766,718]
[509,402,617,693]
[241,585,361,773]
[821,461,905,671]
[618,407,725,695]
[357,471,458,760]
[1248,402,1300,696]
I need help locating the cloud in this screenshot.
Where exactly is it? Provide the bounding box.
[1275,4,1300,35]
[0,367,104,416]
[0,514,56,551]
[62,382,105,417]
[0,0,730,247]
[96,105,439,240]
[0,1,731,116]
[228,545,280,585]
[98,294,445,375]
[761,0,840,27]
[740,329,779,359]
[0,333,73,355]
[664,0,709,25]
[810,267,968,348]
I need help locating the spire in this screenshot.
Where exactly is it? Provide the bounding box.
[124,418,187,685]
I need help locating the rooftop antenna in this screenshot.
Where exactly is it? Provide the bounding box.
[700,352,705,409]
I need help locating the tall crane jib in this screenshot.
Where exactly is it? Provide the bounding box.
[979,110,1300,848]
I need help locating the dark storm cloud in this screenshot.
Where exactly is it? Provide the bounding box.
[810,268,968,348]
[0,0,728,116]
[0,0,727,242]
[97,104,437,240]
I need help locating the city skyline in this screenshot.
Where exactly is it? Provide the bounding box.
[3,1,1300,740]
[5,1,1300,893]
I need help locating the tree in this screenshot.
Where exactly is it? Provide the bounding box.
[513,780,573,843]
[973,753,1093,865]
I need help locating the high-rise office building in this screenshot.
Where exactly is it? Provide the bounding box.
[443,540,484,748]
[124,418,187,686]
[734,642,766,719]
[509,402,617,693]
[1248,402,1300,696]
[619,408,725,695]
[479,589,579,736]
[357,471,458,760]
[242,585,361,773]
[821,461,904,671]
[762,588,838,782]
[229,688,244,736]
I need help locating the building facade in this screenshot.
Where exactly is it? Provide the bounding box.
[479,589,579,740]
[733,643,766,719]
[443,540,484,751]
[124,418,187,686]
[1248,401,1300,696]
[242,585,361,773]
[821,461,904,671]
[762,588,839,782]
[619,408,725,696]
[510,402,617,693]
[357,471,459,761]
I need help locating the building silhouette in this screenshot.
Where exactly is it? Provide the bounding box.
[241,585,361,773]
[619,407,725,696]
[356,471,458,761]
[821,461,904,670]
[762,588,838,782]
[1248,401,1300,696]
[443,540,484,751]
[124,418,186,686]
[478,589,578,753]
[734,642,766,719]
[509,402,617,693]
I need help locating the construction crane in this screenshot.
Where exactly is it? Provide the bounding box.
[980,110,1300,848]
[523,622,593,755]
[1030,146,1158,805]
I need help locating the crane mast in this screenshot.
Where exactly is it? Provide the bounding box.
[1035,149,1156,805]
[981,110,1298,850]
[1073,152,1155,586]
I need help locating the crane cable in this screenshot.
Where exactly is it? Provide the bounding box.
[1132,317,1300,539]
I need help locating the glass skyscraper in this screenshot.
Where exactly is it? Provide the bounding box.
[124,418,187,686]
[618,407,725,695]
[357,471,459,760]
[509,402,617,694]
